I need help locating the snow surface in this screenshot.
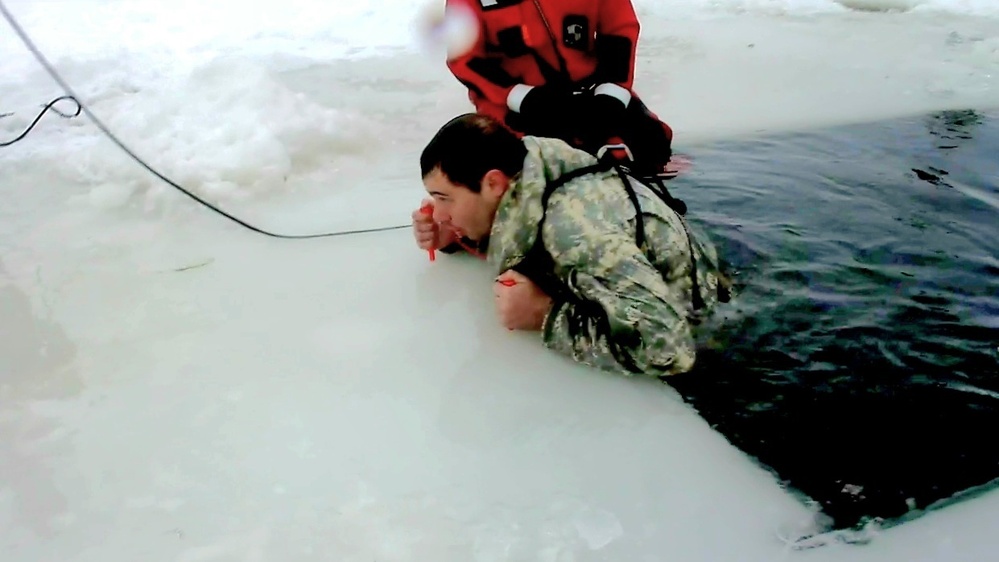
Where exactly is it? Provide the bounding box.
[2,0,999,560]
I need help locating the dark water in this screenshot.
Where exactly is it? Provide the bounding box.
[666,109,999,538]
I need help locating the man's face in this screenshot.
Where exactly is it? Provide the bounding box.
[423,168,507,242]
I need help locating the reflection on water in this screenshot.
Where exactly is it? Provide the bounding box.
[0,260,81,542]
[667,109,999,535]
[926,109,984,150]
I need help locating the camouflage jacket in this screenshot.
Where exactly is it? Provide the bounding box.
[486,136,727,378]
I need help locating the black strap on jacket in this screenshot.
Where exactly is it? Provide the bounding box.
[511,162,614,307]
[511,160,705,372]
[513,160,705,309]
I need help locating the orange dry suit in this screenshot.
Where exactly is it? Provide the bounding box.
[443,0,674,176]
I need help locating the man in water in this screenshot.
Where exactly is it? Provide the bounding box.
[440,0,675,179]
[412,113,729,377]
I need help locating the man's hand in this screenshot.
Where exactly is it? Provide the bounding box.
[493,270,553,331]
[411,199,459,251]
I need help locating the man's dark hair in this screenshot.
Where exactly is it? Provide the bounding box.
[420,113,527,192]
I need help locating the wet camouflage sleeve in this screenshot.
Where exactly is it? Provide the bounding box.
[539,195,698,377]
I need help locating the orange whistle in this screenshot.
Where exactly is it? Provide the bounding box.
[420,203,435,262]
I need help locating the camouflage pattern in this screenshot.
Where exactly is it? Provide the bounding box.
[487,136,727,378]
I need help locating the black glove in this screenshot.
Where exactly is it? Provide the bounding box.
[518,84,567,118]
[582,93,629,147]
[517,84,574,138]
